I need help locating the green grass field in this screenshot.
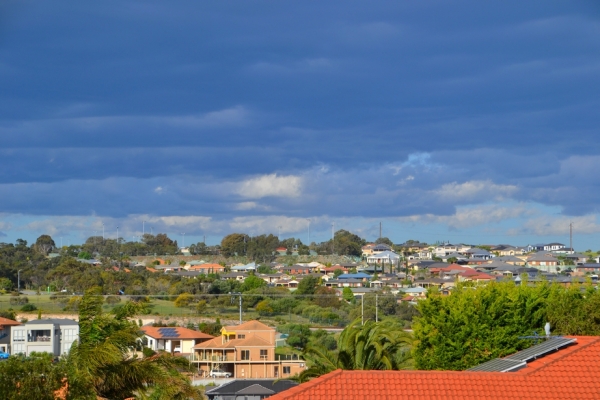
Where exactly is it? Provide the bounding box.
[0,294,313,325]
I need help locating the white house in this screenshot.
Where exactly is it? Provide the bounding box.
[141,326,214,354]
[11,318,79,357]
[366,250,400,264]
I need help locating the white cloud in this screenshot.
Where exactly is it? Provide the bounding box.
[154,186,164,194]
[236,174,303,198]
[508,215,600,236]
[400,204,534,229]
[435,180,518,202]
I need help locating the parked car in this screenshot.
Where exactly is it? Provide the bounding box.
[0,351,9,360]
[209,369,231,378]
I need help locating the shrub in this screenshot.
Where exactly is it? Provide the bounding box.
[10,296,29,306]
[142,347,156,358]
[105,295,121,305]
[21,303,37,312]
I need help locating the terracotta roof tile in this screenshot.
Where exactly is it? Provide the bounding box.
[269,336,600,400]
[223,320,274,332]
[0,317,21,326]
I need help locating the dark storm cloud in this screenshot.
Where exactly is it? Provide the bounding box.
[0,0,599,226]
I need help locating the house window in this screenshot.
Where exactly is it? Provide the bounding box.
[283,366,291,374]
[260,349,268,360]
[63,329,78,342]
[241,350,250,360]
[237,334,245,339]
[13,330,25,342]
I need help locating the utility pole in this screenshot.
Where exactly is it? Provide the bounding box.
[361,294,364,325]
[181,232,185,248]
[102,223,104,240]
[307,219,311,245]
[331,222,335,255]
[143,220,145,236]
[569,222,573,251]
[379,222,382,239]
[375,294,378,323]
[17,269,22,293]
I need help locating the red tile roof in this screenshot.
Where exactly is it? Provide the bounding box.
[0,317,21,327]
[269,336,600,400]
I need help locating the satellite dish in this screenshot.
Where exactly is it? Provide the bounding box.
[544,322,551,337]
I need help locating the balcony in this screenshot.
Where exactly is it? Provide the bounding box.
[187,354,234,362]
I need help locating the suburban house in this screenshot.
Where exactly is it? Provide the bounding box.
[366,250,400,265]
[281,265,315,275]
[231,262,257,272]
[268,336,600,400]
[191,320,306,379]
[527,252,559,271]
[495,255,527,266]
[465,248,492,260]
[188,263,225,274]
[575,263,600,274]
[0,317,21,354]
[205,379,298,400]
[11,318,79,357]
[141,326,214,354]
[324,278,366,288]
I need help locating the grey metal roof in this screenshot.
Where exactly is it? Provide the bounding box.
[26,318,78,326]
[205,379,297,396]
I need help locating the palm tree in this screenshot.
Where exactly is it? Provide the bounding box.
[64,288,202,400]
[296,318,413,382]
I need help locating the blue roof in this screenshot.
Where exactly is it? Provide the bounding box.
[338,273,371,279]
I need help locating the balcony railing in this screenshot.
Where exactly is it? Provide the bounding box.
[187,354,234,362]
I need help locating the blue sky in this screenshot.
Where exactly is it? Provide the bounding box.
[1,0,600,249]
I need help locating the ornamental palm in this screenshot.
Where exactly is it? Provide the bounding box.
[64,288,202,400]
[297,318,413,382]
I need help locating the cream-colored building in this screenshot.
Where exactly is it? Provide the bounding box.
[141,326,214,354]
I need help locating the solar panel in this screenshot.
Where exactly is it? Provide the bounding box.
[468,358,526,372]
[158,327,180,337]
[505,337,576,362]
[468,337,576,373]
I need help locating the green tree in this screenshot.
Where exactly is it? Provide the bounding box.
[413,281,549,370]
[174,292,194,308]
[64,287,202,399]
[0,352,66,399]
[0,277,13,291]
[34,234,56,255]
[375,237,394,246]
[220,233,249,257]
[240,275,267,292]
[297,319,413,382]
[313,286,340,308]
[295,276,320,297]
[256,299,274,316]
[342,287,354,302]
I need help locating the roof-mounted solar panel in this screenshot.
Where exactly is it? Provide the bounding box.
[505,337,576,362]
[467,358,526,372]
